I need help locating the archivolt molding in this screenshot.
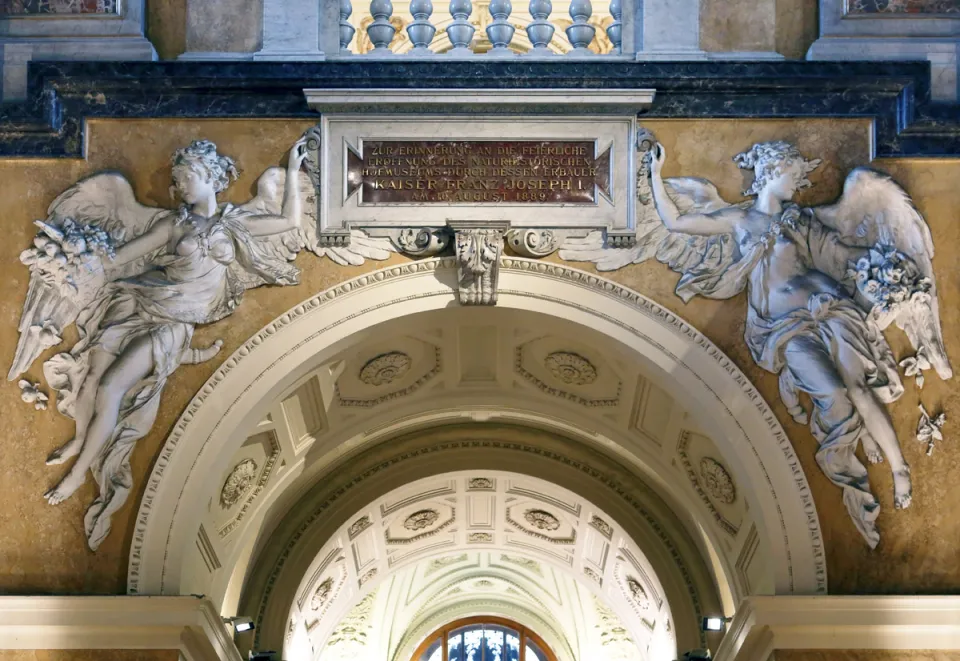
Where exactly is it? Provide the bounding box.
[129,257,825,617]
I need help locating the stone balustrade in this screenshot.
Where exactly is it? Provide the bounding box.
[337,0,624,55]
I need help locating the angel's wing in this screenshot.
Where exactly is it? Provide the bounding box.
[814,167,951,380]
[559,177,737,273]
[230,167,395,289]
[47,172,167,244]
[8,173,167,381]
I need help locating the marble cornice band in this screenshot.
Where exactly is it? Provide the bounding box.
[0,60,956,157]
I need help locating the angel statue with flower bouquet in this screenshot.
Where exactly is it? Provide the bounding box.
[9,136,393,551]
[561,135,952,548]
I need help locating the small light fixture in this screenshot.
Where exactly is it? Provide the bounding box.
[223,616,256,634]
[701,616,729,632]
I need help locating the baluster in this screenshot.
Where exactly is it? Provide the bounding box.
[367,0,396,53]
[526,0,555,55]
[565,0,595,55]
[486,0,516,56]
[606,0,621,54]
[446,0,476,54]
[340,0,357,53]
[407,0,437,54]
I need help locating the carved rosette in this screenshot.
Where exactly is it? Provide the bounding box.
[310,577,335,611]
[403,508,440,531]
[544,351,598,385]
[523,508,561,531]
[348,515,372,539]
[220,458,259,508]
[359,568,378,586]
[468,477,494,490]
[590,515,613,538]
[625,576,651,610]
[506,228,559,258]
[359,351,412,386]
[699,457,736,504]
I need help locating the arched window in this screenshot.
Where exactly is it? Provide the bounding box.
[412,616,558,661]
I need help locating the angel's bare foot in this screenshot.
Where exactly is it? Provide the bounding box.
[44,468,86,505]
[862,436,884,465]
[893,467,912,510]
[46,438,82,465]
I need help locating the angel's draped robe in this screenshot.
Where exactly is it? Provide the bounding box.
[45,204,299,550]
[672,208,902,549]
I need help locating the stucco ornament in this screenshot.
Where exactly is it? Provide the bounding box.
[359,351,411,386]
[403,508,440,530]
[524,508,561,530]
[452,224,506,305]
[917,403,946,456]
[625,576,652,610]
[544,351,598,385]
[219,458,259,508]
[899,347,931,389]
[561,134,953,549]
[699,457,736,504]
[310,577,335,611]
[8,136,394,551]
[18,379,49,410]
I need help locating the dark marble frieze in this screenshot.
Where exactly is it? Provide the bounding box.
[0,60,957,157]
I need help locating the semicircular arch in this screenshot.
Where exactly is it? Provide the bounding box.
[128,257,825,644]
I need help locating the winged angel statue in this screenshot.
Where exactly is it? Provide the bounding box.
[9,137,393,550]
[561,137,952,548]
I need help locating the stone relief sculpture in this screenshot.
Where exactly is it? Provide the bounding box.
[561,135,953,548]
[9,137,393,550]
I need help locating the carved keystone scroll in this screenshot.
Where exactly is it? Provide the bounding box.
[448,220,509,306]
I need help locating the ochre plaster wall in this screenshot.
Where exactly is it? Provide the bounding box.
[147,0,187,60]
[144,0,819,60]
[0,118,958,597]
[0,652,178,661]
[700,0,818,58]
[777,652,960,661]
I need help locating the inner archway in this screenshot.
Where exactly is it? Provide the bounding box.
[410,616,559,661]
[128,258,826,658]
[283,471,677,661]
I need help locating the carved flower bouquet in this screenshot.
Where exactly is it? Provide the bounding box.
[848,244,931,329]
[23,218,115,311]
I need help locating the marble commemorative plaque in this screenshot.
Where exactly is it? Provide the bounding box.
[348,140,611,205]
[315,114,638,242]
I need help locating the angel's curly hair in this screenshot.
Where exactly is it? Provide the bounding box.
[171,140,239,194]
[733,140,821,197]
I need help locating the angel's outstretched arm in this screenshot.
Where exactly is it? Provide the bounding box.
[242,138,309,237]
[651,144,741,236]
[111,217,174,267]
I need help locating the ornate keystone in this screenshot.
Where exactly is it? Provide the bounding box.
[448,221,509,305]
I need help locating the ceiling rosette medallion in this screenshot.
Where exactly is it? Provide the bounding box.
[544,351,598,385]
[359,351,412,386]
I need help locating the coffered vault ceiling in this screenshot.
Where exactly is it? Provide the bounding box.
[177,307,771,655]
[289,472,676,661]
